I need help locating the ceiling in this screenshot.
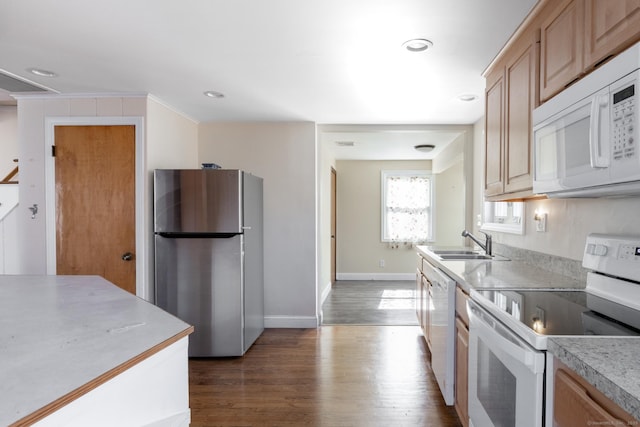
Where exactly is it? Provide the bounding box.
[0,0,537,158]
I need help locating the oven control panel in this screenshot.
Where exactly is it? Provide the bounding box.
[583,234,640,282]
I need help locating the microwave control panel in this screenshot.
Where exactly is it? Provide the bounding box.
[612,83,636,162]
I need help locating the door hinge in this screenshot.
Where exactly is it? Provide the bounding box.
[51,145,56,157]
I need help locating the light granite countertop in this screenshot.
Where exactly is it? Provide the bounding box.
[416,245,640,420]
[416,245,585,292]
[0,275,193,426]
[548,337,640,420]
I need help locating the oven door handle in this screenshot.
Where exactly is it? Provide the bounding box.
[469,303,544,374]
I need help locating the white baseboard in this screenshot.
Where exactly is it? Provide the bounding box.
[319,281,332,305]
[264,315,318,328]
[336,273,415,281]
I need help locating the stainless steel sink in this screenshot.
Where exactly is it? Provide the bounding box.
[438,254,493,260]
[432,250,478,255]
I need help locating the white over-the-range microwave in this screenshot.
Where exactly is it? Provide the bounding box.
[533,41,640,198]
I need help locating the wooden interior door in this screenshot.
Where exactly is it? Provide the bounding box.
[54,125,136,294]
[330,168,337,285]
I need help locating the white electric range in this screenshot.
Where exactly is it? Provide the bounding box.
[466,233,640,427]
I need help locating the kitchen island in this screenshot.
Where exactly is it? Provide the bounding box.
[0,275,193,427]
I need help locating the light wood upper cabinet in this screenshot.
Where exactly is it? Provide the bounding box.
[483,0,640,201]
[484,70,504,197]
[540,0,640,102]
[504,35,538,194]
[484,31,538,200]
[540,0,584,101]
[584,0,640,69]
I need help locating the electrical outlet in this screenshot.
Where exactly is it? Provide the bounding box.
[535,213,547,232]
[379,259,385,268]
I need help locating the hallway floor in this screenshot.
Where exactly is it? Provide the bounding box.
[321,280,418,326]
[189,326,461,426]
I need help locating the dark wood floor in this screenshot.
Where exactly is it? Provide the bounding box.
[321,281,418,326]
[189,326,461,426]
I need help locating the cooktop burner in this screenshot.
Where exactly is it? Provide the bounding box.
[473,288,640,337]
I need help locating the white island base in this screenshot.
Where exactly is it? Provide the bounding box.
[0,275,193,427]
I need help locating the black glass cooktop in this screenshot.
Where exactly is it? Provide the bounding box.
[473,289,640,337]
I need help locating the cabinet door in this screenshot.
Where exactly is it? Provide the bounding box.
[504,35,538,194]
[554,369,626,426]
[540,0,584,101]
[584,0,640,69]
[455,317,469,427]
[416,270,422,326]
[484,70,505,197]
[423,277,431,347]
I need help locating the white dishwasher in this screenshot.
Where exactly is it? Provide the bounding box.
[422,259,456,405]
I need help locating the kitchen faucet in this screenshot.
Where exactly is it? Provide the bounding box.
[461,229,492,256]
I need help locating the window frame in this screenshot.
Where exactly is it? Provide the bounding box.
[380,170,435,243]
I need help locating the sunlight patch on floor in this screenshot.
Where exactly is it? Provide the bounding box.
[378,289,416,310]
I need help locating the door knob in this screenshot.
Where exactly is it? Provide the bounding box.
[121,252,134,261]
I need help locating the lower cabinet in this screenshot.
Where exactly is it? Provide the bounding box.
[415,266,431,349]
[455,286,470,427]
[552,358,635,426]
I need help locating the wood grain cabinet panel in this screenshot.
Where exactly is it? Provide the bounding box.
[553,364,636,427]
[505,35,537,194]
[540,0,584,101]
[484,0,640,200]
[484,30,538,200]
[584,0,640,70]
[454,288,470,427]
[415,261,431,349]
[415,269,422,327]
[484,71,505,197]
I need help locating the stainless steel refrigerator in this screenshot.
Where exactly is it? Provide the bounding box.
[154,169,264,357]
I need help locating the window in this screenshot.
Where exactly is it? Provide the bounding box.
[381,170,433,243]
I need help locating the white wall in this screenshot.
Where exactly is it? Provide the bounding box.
[335,160,433,279]
[435,159,465,246]
[0,106,19,273]
[16,96,147,278]
[472,117,640,260]
[498,197,640,260]
[15,94,199,300]
[145,97,199,301]
[472,120,485,235]
[0,106,19,179]
[198,122,317,328]
[317,135,336,307]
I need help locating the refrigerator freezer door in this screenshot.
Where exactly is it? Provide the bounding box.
[154,169,242,234]
[155,234,244,357]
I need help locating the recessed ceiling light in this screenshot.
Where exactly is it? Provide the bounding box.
[414,144,435,152]
[27,68,57,78]
[458,94,479,102]
[402,39,433,53]
[204,90,225,98]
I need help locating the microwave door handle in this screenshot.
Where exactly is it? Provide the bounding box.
[589,93,610,168]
